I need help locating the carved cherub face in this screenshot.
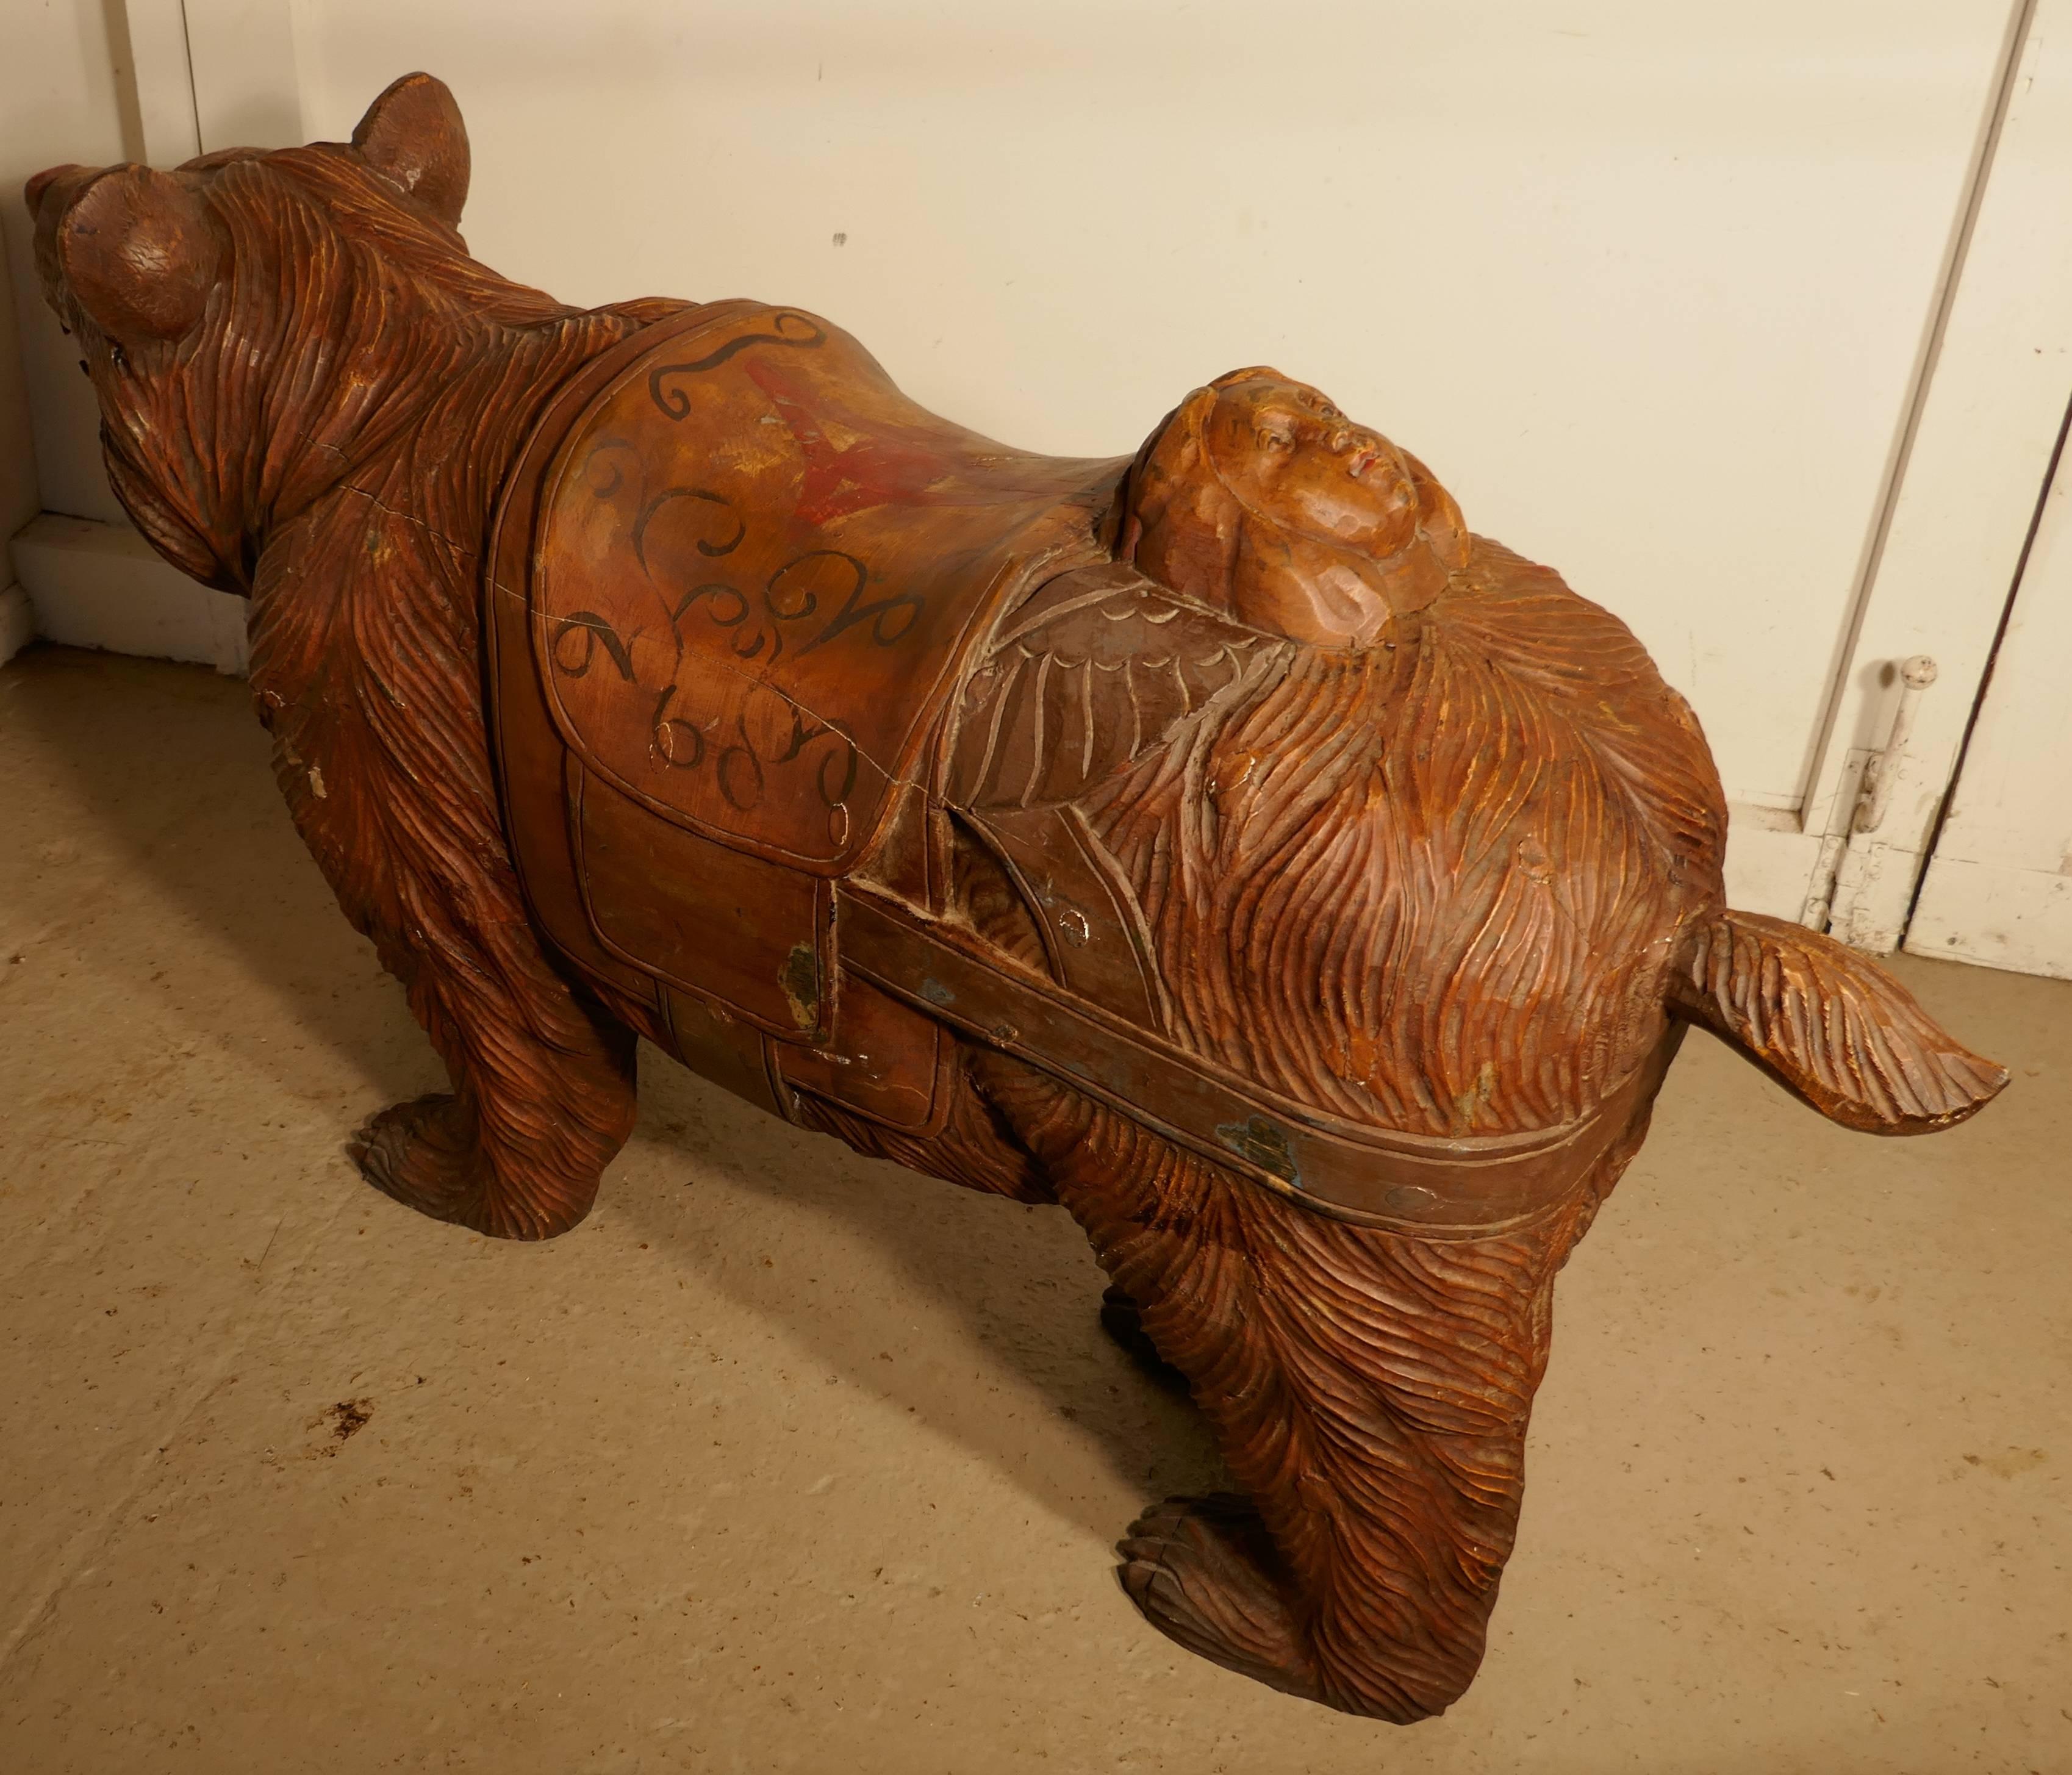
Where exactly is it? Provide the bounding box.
[1123,368,1468,647]
[1199,377,1422,558]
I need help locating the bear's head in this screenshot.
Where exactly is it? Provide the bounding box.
[25,73,569,593]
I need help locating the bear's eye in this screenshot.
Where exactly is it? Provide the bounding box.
[108,343,129,375]
[1257,426,1294,451]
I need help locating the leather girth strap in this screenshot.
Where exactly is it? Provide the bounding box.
[837,883,1679,1239]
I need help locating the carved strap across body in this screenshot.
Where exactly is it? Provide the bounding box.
[486,303,1672,1240]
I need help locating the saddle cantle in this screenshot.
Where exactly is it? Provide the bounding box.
[487,304,1680,1239]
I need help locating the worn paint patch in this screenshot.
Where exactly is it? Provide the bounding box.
[780,943,819,1031]
[1216,1114,1298,1184]
[1452,1060,1499,1130]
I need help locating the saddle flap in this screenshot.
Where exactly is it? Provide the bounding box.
[572,760,833,1043]
[531,303,1127,875]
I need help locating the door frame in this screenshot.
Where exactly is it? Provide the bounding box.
[1730,0,2072,947]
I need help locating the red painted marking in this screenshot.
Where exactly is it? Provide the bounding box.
[747,360,959,523]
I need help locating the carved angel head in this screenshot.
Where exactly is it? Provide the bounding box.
[1120,369,1469,645]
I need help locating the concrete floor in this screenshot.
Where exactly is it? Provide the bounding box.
[0,644,2066,1775]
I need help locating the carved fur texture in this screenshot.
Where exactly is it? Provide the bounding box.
[977,1052,1660,1720]
[1083,539,1726,1136]
[225,154,669,1238]
[37,114,677,1238]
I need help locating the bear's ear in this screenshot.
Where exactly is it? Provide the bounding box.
[56,167,222,344]
[352,72,470,227]
[1669,909,2008,1134]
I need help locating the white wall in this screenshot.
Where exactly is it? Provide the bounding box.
[0,220,38,665]
[0,0,135,528]
[7,0,2051,938]
[294,0,2013,815]
[0,0,141,665]
[0,202,35,536]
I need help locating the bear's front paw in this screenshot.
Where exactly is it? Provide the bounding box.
[1117,1493,1319,1702]
[348,1092,600,1241]
[348,1092,525,1236]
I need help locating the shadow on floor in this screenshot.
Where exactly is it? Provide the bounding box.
[607,1047,1228,1543]
[7,642,1223,1540]
[5,645,434,1110]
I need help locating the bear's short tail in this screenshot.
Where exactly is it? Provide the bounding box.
[1668,909,2008,1134]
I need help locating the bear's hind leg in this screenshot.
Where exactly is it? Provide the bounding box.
[979,1056,1610,1721]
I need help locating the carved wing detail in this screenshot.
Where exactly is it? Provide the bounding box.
[947,562,1288,810]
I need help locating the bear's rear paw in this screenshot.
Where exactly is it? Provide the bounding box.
[348,1093,587,1241]
[1117,1493,1320,1702]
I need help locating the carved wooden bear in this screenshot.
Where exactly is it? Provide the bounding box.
[27,73,2006,1721]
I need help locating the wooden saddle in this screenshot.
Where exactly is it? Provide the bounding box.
[486,302,1674,1239]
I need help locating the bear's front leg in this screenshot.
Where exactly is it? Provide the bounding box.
[339,858,639,1239]
[981,1056,1639,1721]
[348,971,637,1244]
[250,514,640,1241]
[286,791,639,1240]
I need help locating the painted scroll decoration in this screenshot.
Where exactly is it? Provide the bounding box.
[533,304,1126,874]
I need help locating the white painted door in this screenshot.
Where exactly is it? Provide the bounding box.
[11,0,2072,938]
[1907,419,2072,978]
[1792,0,2072,956]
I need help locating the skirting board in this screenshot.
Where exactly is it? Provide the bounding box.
[1719,816,1825,928]
[8,512,249,675]
[0,585,32,667]
[1907,854,2072,980]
